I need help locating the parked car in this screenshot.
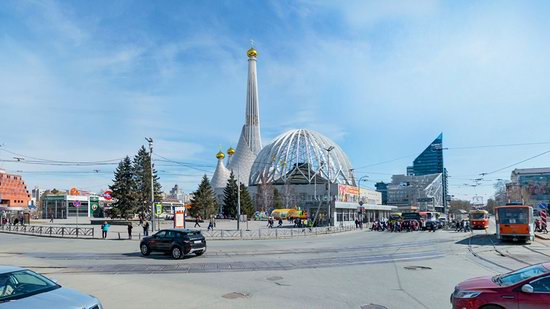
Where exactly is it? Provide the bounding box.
[451,262,550,309]
[140,228,206,259]
[0,266,102,308]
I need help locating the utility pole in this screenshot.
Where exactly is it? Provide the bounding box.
[145,138,154,232]
[237,167,241,231]
[325,146,334,226]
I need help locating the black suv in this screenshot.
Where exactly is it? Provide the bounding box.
[140,228,206,259]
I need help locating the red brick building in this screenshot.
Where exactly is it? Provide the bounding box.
[0,170,31,209]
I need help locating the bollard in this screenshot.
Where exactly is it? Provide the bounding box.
[291,229,293,238]
[118,232,121,240]
[221,230,224,239]
[240,230,243,239]
[258,228,261,239]
[275,228,278,239]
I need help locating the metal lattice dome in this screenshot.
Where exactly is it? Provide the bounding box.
[249,129,355,186]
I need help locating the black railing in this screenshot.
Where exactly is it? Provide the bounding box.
[0,224,94,238]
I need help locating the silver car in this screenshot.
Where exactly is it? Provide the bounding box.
[0,266,102,308]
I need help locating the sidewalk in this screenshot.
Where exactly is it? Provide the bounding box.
[535,232,550,241]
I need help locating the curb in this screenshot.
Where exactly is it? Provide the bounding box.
[535,233,550,241]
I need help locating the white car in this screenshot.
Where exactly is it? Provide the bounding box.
[0,266,102,308]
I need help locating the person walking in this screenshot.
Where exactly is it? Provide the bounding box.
[207,216,215,231]
[143,221,149,236]
[49,213,54,223]
[127,222,133,239]
[101,221,110,239]
[194,215,201,228]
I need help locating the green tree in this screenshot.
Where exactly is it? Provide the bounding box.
[240,183,255,219]
[190,175,218,219]
[109,156,137,219]
[133,146,163,215]
[223,172,238,218]
[273,188,283,209]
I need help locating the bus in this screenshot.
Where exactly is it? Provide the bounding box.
[469,209,489,229]
[495,205,534,242]
[388,212,402,224]
[270,209,308,220]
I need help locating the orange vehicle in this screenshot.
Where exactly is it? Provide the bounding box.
[469,209,489,229]
[495,204,534,242]
[270,209,308,220]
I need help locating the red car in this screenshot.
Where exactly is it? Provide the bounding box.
[451,262,550,309]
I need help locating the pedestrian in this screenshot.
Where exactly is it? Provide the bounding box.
[101,221,110,239]
[49,213,54,223]
[207,216,215,231]
[194,216,201,228]
[127,222,133,239]
[143,221,149,236]
[278,219,283,227]
[13,218,19,225]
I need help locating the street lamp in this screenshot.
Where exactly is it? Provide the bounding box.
[145,138,154,232]
[324,146,334,226]
[357,174,369,224]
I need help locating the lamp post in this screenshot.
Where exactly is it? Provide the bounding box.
[357,175,369,225]
[324,146,334,226]
[145,138,154,232]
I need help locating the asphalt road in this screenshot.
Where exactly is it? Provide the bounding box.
[1,228,549,309]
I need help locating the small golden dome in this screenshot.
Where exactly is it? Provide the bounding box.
[247,47,257,58]
[216,151,225,159]
[227,147,236,155]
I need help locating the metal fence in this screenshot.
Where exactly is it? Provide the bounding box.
[201,224,357,240]
[0,224,94,238]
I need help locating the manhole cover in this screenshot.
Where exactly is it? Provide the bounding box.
[222,292,250,299]
[403,266,432,270]
[267,276,283,281]
[361,304,388,309]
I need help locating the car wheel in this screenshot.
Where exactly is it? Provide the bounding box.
[171,246,183,259]
[140,244,150,256]
[480,305,505,309]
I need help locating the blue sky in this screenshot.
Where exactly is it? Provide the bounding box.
[1,0,550,202]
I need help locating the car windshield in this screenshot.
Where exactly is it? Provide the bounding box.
[495,264,550,286]
[0,270,60,302]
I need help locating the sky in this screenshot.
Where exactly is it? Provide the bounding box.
[1,0,550,202]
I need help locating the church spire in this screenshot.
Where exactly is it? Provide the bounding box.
[244,42,262,153]
[227,44,263,185]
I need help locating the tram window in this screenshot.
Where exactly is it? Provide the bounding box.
[497,208,528,224]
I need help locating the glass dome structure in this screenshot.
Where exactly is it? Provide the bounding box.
[249,129,355,186]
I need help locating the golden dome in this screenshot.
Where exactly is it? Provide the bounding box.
[216,151,225,159]
[247,47,257,58]
[227,147,236,155]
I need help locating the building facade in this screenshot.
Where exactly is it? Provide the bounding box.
[405,133,448,213]
[386,173,444,212]
[0,169,31,211]
[506,168,550,207]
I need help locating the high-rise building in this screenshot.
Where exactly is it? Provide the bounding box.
[407,133,444,176]
[375,182,388,205]
[407,133,448,212]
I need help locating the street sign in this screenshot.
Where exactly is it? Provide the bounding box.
[103,190,112,200]
[155,203,162,215]
[92,204,98,211]
[73,200,82,208]
[537,202,548,210]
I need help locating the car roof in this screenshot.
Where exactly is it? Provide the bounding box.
[160,228,200,233]
[0,265,24,274]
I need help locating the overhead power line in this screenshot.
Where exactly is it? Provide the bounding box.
[480,149,550,176]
